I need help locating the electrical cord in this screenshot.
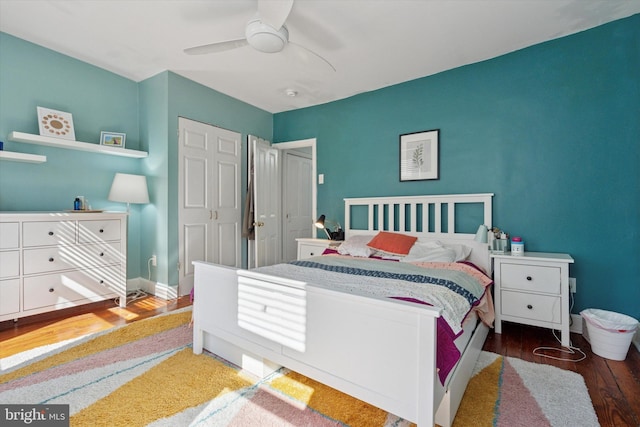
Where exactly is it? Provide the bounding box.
[114,289,148,306]
[532,291,586,362]
[113,257,156,306]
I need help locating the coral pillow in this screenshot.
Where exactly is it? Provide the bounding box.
[367,231,417,256]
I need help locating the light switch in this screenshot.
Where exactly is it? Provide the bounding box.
[318,174,324,184]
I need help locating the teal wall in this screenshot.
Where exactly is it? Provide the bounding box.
[273,15,640,320]
[0,33,146,276]
[2,14,638,319]
[0,33,272,286]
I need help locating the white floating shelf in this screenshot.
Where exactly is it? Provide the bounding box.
[0,150,47,163]
[8,131,148,159]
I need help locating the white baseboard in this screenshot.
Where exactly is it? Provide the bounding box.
[137,278,179,300]
[570,314,583,334]
[126,278,143,293]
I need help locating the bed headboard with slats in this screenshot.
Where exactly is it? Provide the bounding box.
[343,193,494,272]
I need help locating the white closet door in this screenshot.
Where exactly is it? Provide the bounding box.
[178,118,241,295]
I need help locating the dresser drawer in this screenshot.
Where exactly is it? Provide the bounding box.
[0,251,20,278]
[78,219,121,242]
[0,279,20,316]
[23,242,122,274]
[23,267,120,311]
[500,263,560,294]
[501,290,561,324]
[0,222,19,249]
[23,221,76,247]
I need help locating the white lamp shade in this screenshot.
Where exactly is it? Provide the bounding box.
[474,224,488,243]
[108,173,150,204]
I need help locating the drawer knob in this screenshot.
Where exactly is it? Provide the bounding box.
[527,304,533,310]
[49,288,55,293]
[526,276,532,281]
[48,257,55,262]
[48,231,54,236]
[100,280,105,284]
[99,252,105,257]
[99,229,104,233]
[310,252,315,256]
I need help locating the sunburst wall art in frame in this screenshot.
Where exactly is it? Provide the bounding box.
[37,106,76,141]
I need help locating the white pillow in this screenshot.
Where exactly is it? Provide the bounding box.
[441,243,472,262]
[337,235,375,257]
[401,240,457,263]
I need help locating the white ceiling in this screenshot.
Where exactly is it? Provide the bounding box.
[1,0,639,113]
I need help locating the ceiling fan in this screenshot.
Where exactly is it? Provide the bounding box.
[184,0,335,71]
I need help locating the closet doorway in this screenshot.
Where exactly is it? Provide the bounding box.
[248,138,316,267]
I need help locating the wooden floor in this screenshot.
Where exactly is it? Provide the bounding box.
[1,296,638,426]
[0,293,192,359]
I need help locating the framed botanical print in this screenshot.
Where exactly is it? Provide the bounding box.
[399,129,439,181]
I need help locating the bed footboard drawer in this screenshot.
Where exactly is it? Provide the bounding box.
[237,273,307,352]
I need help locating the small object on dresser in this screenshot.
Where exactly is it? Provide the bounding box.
[74,197,81,210]
[511,237,524,256]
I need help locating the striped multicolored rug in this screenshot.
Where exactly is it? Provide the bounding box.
[0,309,599,426]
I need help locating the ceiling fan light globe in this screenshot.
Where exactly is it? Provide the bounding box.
[246,19,289,53]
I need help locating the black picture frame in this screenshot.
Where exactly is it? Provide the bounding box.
[399,129,439,181]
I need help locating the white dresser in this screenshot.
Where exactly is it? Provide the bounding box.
[0,211,127,322]
[492,252,574,346]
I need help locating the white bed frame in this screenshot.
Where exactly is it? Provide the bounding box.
[193,193,493,426]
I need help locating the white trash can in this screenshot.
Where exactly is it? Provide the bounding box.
[581,309,638,361]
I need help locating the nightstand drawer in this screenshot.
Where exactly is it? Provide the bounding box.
[501,290,561,323]
[501,263,560,294]
[298,243,327,259]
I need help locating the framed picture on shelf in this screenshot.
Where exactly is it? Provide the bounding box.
[399,129,439,181]
[37,107,76,140]
[100,131,126,148]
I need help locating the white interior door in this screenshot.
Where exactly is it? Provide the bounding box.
[178,118,241,294]
[282,150,313,261]
[252,136,280,267]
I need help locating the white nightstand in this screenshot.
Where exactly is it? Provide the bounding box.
[296,238,341,260]
[491,251,574,346]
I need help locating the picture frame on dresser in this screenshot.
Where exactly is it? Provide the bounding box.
[399,129,439,181]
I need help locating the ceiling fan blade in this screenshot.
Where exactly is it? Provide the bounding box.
[258,0,294,30]
[184,38,248,55]
[289,41,336,72]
